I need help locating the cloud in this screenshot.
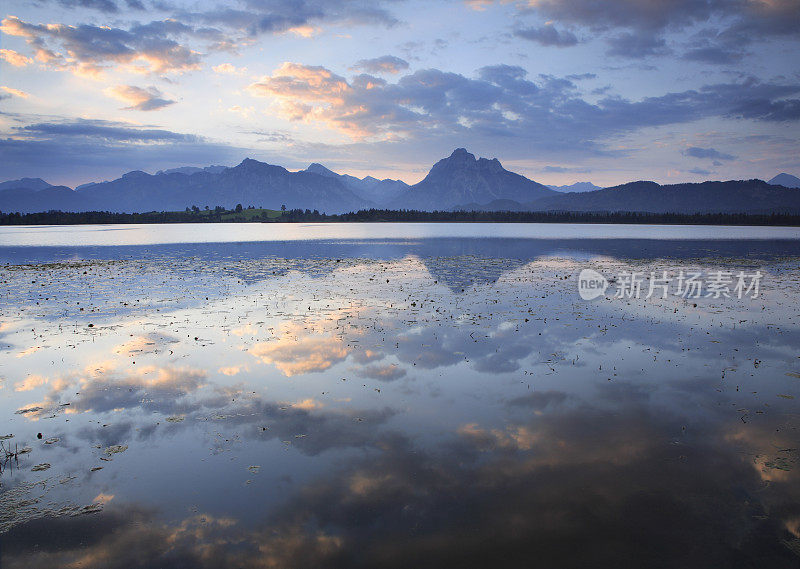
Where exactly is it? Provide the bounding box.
[246,62,800,151]
[519,0,800,36]
[466,0,494,10]
[679,27,749,64]
[354,363,406,381]
[507,390,572,410]
[0,15,204,76]
[248,321,352,376]
[0,118,247,182]
[566,72,596,81]
[36,0,144,13]
[352,55,410,74]
[246,130,294,143]
[250,336,350,376]
[0,48,32,67]
[683,146,737,161]
[104,85,177,111]
[212,62,246,75]
[181,0,401,42]
[17,119,198,142]
[18,364,208,420]
[682,45,746,64]
[14,374,47,392]
[112,333,179,356]
[507,0,800,64]
[688,168,712,175]
[542,165,589,173]
[518,0,707,31]
[606,32,671,58]
[0,86,30,99]
[514,25,579,47]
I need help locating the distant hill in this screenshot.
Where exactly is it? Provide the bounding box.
[305,163,408,205]
[547,182,602,193]
[391,148,556,210]
[155,165,229,176]
[0,185,91,212]
[0,178,52,193]
[768,173,800,188]
[526,179,800,214]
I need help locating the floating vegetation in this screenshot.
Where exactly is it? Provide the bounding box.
[103,445,128,456]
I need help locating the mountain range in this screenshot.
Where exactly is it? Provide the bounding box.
[547,182,602,193]
[1,149,798,215]
[768,173,800,188]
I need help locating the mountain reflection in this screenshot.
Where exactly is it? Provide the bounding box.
[1,237,799,567]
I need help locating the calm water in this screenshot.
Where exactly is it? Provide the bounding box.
[1,223,799,568]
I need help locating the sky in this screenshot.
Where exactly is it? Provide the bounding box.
[0,0,799,188]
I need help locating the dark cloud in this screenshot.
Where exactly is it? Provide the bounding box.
[514,25,579,47]
[606,32,671,58]
[181,0,401,39]
[681,27,749,64]
[689,167,712,175]
[352,55,409,74]
[40,0,123,13]
[565,72,597,81]
[17,120,198,142]
[683,146,737,161]
[507,390,572,410]
[521,0,800,37]
[683,45,746,64]
[0,119,248,182]
[520,0,718,32]
[510,0,800,64]
[728,95,800,122]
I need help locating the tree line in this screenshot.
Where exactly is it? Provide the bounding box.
[2,207,800,226]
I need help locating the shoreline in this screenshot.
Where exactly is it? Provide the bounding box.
[3,208,800,227]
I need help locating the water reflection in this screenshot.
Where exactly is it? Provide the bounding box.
[1,234,799,566]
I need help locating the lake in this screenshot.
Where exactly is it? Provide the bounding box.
[1,223,799,568]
